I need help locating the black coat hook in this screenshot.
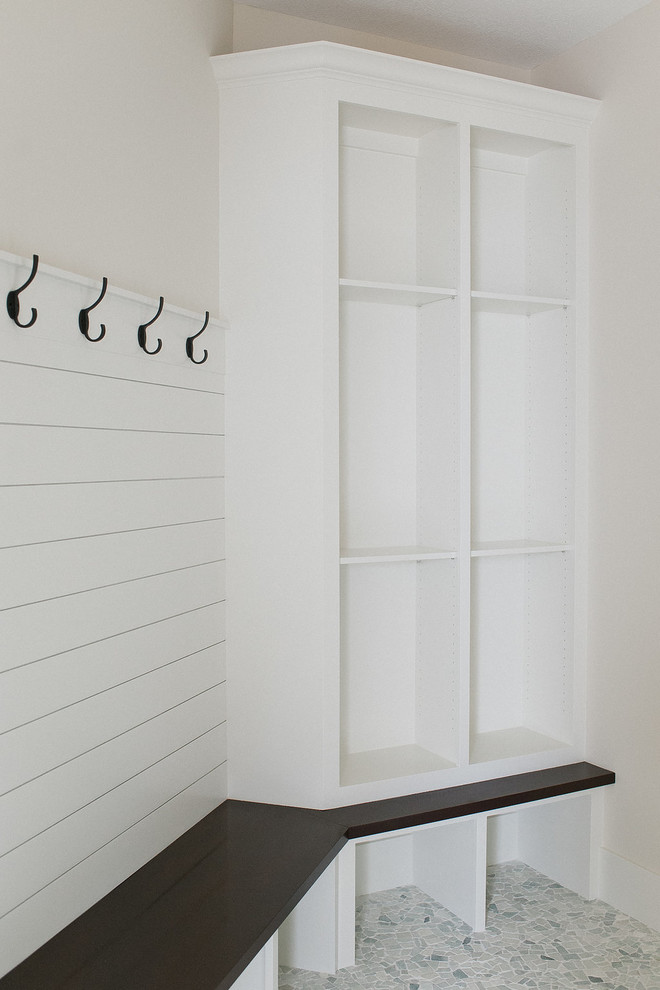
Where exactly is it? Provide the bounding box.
[79,277,108,342]
[7,254,39,328]
[186,311,209,365]
[137,297,164,355]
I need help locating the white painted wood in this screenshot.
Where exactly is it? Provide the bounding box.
[279,859,339,973]
[355,833,414,895]
[216,41,594,806]
[341,547,457,563]
[516,794,592,899]
[486,793,594,900]
[0,652,226,795]
[0,680,226,857]
[213,43,600,125]
[1,361,224,434]
[339,280,455,305]
[413,816,487,931]
[0,425,223,485]
[0,607,225,733]
[231,937,277,990]
[0,562,225,673]
[0,725,226,917]
[0,520,224,610]
[486,810,520,865]
[470,552,573,762]
[339,297,419,548]
[336,842,357,970]
[0,477,224,549]
[599,847,660,934]
[0,322,224,393]
[340,559,459,777]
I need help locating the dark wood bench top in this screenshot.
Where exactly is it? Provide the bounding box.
[1,762,614,989]
[0,802,346,990]
[323,761,615,838]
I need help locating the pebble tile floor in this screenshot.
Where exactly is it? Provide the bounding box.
[279,861,660,990]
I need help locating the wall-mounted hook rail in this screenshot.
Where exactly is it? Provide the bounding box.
[79,277,108,342]
[186,311,209,365]
[137,296,164,355]
[7,254,39,328]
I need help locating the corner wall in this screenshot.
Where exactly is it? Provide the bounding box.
[533,0,660,930]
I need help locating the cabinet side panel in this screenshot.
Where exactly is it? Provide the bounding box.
[220,79,333,806]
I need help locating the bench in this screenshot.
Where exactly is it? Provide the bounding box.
[0,762,614,989]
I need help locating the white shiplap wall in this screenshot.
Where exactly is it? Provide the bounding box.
[0,251,227,977]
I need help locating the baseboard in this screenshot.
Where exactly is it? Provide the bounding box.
[599,847,660,933]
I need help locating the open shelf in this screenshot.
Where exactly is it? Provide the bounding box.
[470,552,574,765]
[471,303,574,549]
[470,127,576,301]
[340,280,456,306]
[341,744,456,787]
[471,540,572,557]
[340,290,459,555]
[471,291,570,315]
[341,558,459,784]
[341,546,457,564]
[471,727,570,765]
[339,104,458,289]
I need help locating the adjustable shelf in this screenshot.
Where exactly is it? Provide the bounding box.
[340,280,457,306]
[341,546,457,564]
[471,291,571,315]
[471,540,572,557]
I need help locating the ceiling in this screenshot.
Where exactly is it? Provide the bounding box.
[240,0,653,68]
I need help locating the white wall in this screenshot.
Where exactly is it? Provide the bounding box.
[533,0,660,926]
[0,0,233,314]
[233,3,531,83]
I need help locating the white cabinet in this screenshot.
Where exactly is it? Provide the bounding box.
[214,43,598,808]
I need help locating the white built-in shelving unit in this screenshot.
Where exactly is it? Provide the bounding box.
[215,42,599,809]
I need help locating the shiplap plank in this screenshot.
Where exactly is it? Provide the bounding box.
[0,724,226,918]
[0,764,227,978]
[0,362,224,434]
[0,324,225,393]
[0,520,224,611]
[0,562,225,674]
[0,608,225,734]
[1,426,223,485]
[0,679,226,857]
[0,653,225,796]
[0,477,225,549]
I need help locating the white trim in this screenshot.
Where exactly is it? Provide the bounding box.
[212,42,600,126]
[599,847,660,933]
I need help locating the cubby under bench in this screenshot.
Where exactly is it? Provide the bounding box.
[0,763,613,990]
